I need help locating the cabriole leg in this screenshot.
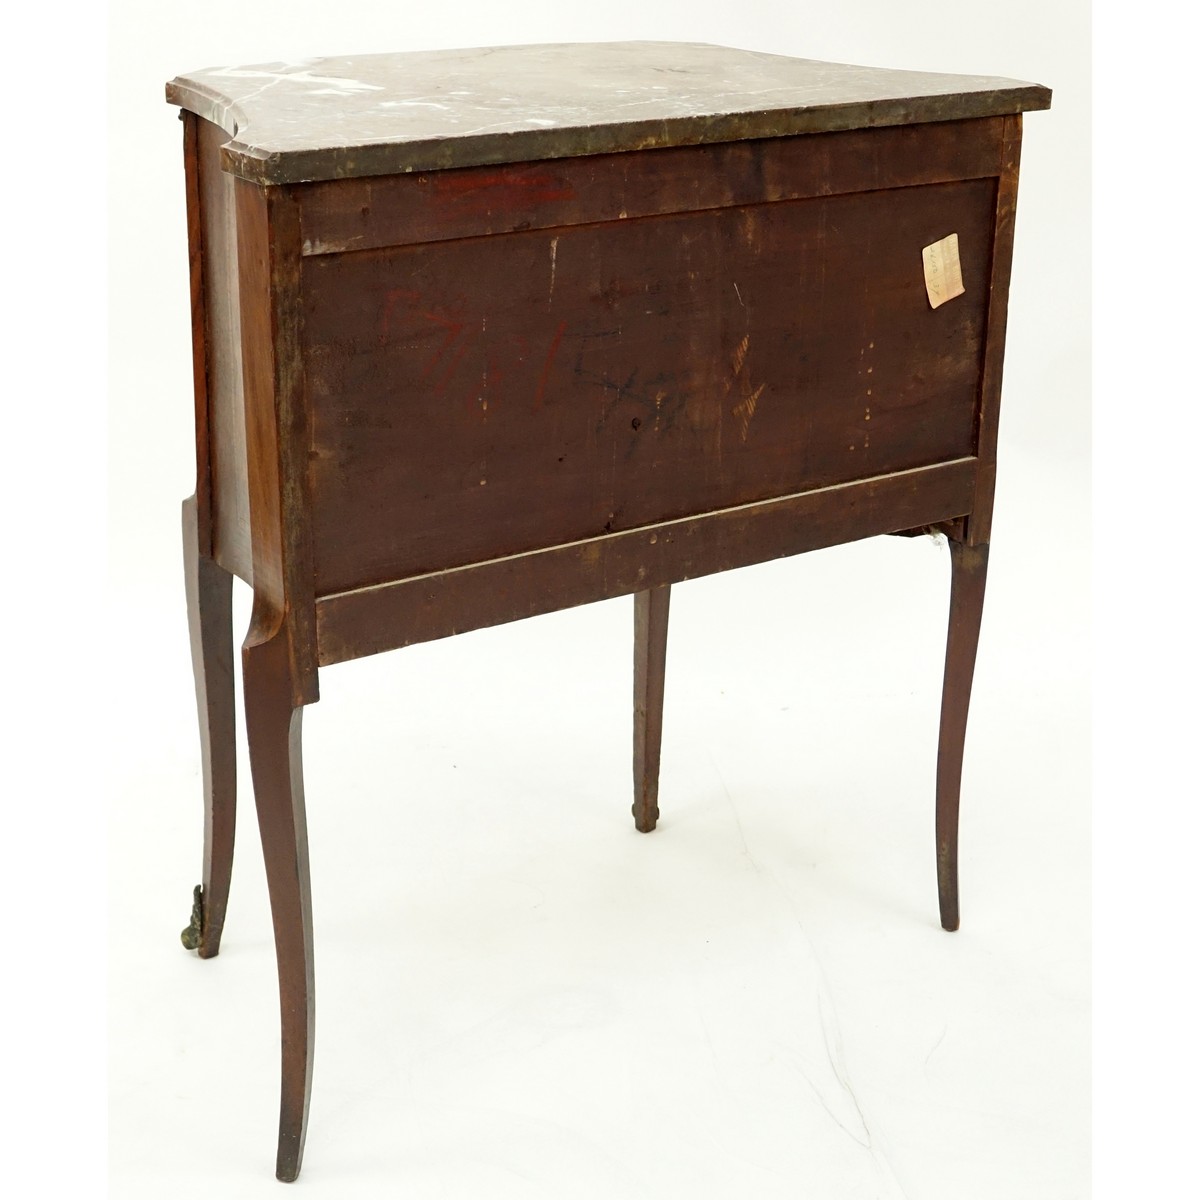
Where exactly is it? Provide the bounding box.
[935,540,990,931]
[181,494,236,958]
[244,624,315,1182]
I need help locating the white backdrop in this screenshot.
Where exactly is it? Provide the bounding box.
[103,4,1090,1197]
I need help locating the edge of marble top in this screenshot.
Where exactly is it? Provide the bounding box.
[166,41,1052,186]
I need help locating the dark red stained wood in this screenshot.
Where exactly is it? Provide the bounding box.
[633,586,671,832]
[967,115,1023,546]
[197,118,254,583]
[299,119,1006,255]
[303,178,995,595]
[935,539,989,931]
[314,458,977,666]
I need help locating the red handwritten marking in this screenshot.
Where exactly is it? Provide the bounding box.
[533,320,568,410]
[434,337,472,396]
[378,288,483,401]
[486,356,505,394]
[380,287,421,340]
[432,169,576,215]
[417,311,466,381]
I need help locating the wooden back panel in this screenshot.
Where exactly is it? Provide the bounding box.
[300,127,1001,595]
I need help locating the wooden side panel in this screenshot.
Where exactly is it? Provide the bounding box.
[315,458,978,665]
[968,114,1023,545]
[235,182,319,705]
[299,119,1006,255]
[198,118,253,582]
[181,114,213,554]
[303,178,996,594]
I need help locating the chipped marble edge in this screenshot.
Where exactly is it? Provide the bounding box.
[165,77,1051,187]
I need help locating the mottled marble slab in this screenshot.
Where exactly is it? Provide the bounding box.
[166,41,1050,185]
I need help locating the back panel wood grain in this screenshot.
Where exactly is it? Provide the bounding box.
[303,177,996,595]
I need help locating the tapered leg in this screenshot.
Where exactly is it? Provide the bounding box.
[181,495,237,958]
[244,627,315,1182]
[633,585,671,832]
[935,540,990,932]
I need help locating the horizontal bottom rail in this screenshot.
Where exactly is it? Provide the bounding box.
[315,457,977,666]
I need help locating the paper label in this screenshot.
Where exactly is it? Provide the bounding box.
[922,233,965,309]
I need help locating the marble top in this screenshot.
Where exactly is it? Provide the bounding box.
[166,42,1051,185]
